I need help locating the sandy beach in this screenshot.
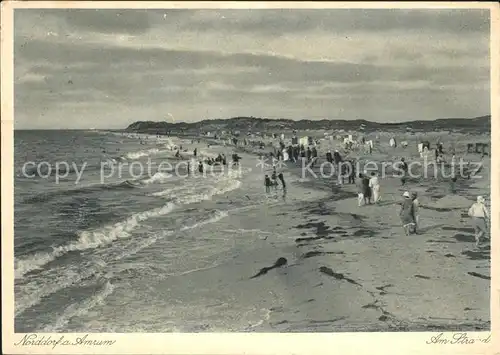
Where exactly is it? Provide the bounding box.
[186,130,491,332]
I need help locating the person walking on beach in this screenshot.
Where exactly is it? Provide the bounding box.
[333,150,343,184]
[326,150,333,164]
[348,160,356,184]
[411,192,420,234]
[356,173,365,207]
[271,168,279,190]
[400,191,416,235]
[198,161,204,174]
[333,150,342,165]
[468,196,489,248]
[287,146,294,163]
[362,174,372,205]
[193,148,197,157]
[369,172,380,203]
[311,147,318,167]
[399,158,408,186]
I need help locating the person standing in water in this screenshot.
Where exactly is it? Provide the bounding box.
[468,196,489,248]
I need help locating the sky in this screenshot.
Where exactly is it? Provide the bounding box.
[14,8,491,129]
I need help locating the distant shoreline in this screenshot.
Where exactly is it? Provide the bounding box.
[124,115,491,136]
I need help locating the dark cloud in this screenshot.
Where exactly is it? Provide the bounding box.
[15,8,490,36]
[16,9,152,34]
[15,39,488,89]
[175,9,490,35]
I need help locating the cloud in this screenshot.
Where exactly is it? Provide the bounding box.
[12,8,491,129]
[174,9,490,35]
[26,9,152,34]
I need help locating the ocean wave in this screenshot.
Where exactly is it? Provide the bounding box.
[141,172,173,185]
[16,177,242,279]
[15,208,229,316]
[14,232,168,317]
[152,174,242,200]
[19,163,86,178]
[175,180,242,205]
[43,281,115,332]
[125,148,161,160]
[180,210,229,231]
[150,185,195,198]
[105,156,127,165]
[21,179,140,204]
[16,162,113,180]
[14,202,176,279]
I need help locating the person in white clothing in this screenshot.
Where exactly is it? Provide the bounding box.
[369,172,380,203]
[468,196,489,247]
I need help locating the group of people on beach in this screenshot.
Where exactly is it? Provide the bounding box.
[190,132,489,249]
[355,172,381,206]
[399,191,489,248]
[186,146,243,175]
[284,144,318,165]
[264,167,287,200]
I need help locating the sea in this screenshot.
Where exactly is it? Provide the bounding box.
[13,130,320,332]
